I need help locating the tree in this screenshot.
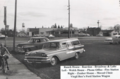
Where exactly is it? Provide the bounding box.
[58,25,60,28]
[108,26,114,30]
[0,28,17,37]
[54,23,57,28]
[61,26,63,29]
[114,24,120,33]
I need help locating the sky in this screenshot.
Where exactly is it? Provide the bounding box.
[0,0,120,31]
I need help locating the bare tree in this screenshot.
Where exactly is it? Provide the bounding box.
[114,24,120,34]
[108,26,114,30]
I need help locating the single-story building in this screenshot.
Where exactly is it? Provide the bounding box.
[99,30,119,36]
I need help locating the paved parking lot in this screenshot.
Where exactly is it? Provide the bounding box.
[0,37,120,79]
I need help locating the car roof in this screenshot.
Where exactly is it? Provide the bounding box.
[31,37,47,39]
[114,35,120,36]
[48,38,79,42]
[35,38,79,45]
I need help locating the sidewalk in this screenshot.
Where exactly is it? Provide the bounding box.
[0,55,41,79]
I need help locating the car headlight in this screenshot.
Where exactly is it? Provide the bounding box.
[36,52,47,57]
[41,53,47,57]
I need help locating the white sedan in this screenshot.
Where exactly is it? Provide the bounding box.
[105,35,120,44]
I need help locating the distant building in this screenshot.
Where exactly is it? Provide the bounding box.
[99,30,119,36]
[27,27,80,37]
[51,28,80,37]
[27,28,57,36]
[87,27,101,36]
[6,25,9,30]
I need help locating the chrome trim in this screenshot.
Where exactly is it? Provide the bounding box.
[25,56,48,58]
[47,48,84,56]
[24,58,50,63]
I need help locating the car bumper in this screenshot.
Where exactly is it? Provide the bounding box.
[24,57,51,63]
[104,40,113,43]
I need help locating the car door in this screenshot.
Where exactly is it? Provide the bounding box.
[66,42,75,58]
[72,40,84,53]
[57,42,70,61]
[118,36,120,43]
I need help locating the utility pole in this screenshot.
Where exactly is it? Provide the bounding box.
[68,0,70,38]
[13,0,17,51]
[4,6,7,47]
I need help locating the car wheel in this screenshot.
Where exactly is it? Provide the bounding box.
[74,53,79,59]
[50,57,57,66]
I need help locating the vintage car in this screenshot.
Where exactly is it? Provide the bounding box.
[0,34,6,39]
[17,37,49,53]
[105,35,120,44]
[24,38,85,66]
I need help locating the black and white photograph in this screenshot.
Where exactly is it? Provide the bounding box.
[0,0,120,79]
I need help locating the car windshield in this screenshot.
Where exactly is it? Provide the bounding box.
[28,38,47,43]
[43,42,59,49]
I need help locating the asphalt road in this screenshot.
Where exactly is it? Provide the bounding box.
[1,37,120,79]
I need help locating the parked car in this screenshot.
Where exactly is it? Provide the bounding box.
[0,34,6,39]
[17,37,49,53]
[24,38,85,66]
[105,35,120,44]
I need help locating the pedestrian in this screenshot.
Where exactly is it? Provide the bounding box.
[0,43,10,70]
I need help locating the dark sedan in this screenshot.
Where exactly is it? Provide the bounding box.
[17,37,49,53]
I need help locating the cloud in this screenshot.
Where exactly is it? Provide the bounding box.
[19,11,46,17]
[103,17,118,20]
